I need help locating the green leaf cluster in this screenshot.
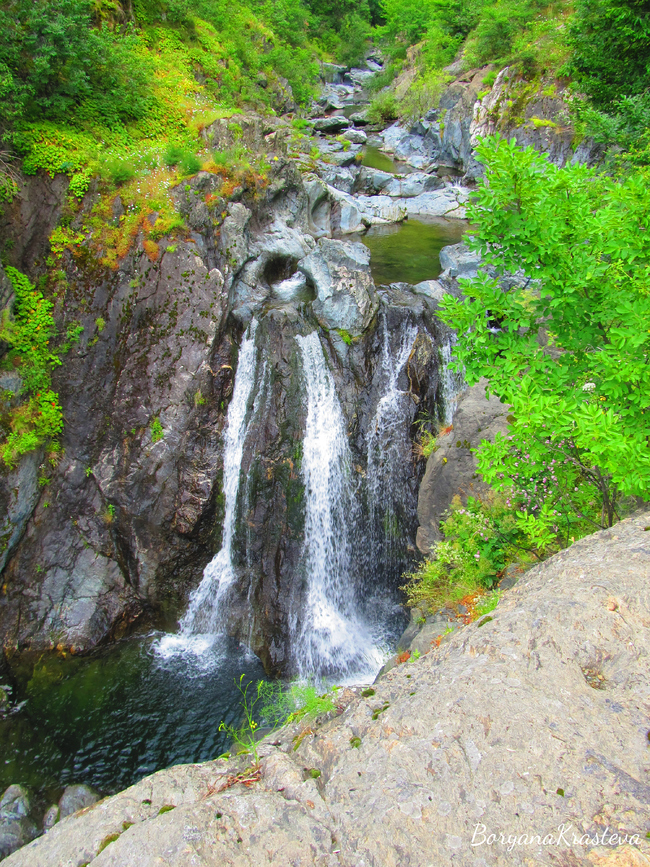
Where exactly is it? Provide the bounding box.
[1,267,65,466]
[402,493,544,611]
[438,137,650,526]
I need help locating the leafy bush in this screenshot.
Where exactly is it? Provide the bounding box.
[105,159,137,187]
[0,268,64,466]
[398,69,450,122]
[367,90,399,123]
[567,0,650,110]
[337,13,371,66]
[0,0,152,127]
[402,494,547,611]
[439,137,650,530]
[179,151,202,175]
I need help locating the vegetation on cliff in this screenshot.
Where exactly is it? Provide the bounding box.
[0,268,73,466]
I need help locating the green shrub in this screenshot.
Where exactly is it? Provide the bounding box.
[179,151,202,175]
[567,0,650,109]
[105,159,137,187]
[163,144,185,167]
[401,494,546,611]
[150,417,164,443]
[398,69,450,123]
[367,90,399,124]
[0,268,64,466]
[440,138,650,532]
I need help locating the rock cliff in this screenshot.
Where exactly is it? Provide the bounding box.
[5,511,649,866]
[0,153,451,673]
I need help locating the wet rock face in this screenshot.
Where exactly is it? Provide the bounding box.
[377,66,603,178]
[0,147,449,672]
[300,238,378,336]
[0,238,233,653]
[416,380,509,553]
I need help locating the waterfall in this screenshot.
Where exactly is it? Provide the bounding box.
[293,332,384,680]
[157,320,260,658]
[366,314,419,573]
[440,336,465,424]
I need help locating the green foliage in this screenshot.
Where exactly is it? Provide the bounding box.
[402,494,545,610]
[258,679,338,728]
[335,328,353,345]
[0,269,64,464]
[474,589,500,616]
[398,69,450,123]
[150,417,164,443]
[105,158,137,187]
[367,90,399,124]
[418,429,438,459]
[2,268,61,393]
[439,138,650,529]
[0,0,152,127]
[567,0,650,110]
[218,675,266,763]
[337,13,371,66]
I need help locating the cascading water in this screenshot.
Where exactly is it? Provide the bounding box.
[366,313,419,573]
[440,336,465,424]
[292,332,385,680]
[157,320,260,658]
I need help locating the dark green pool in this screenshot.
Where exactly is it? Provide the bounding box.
[361,145,413,175]
[356,218,467,286]
[0,637,266,800]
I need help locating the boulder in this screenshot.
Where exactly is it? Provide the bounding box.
[416,379,509,553]
[316,165,357,194]
[343,128,367,145]
[313,116,351,134]
[0,785,38,861]
[398,186,469,219]
[347,68,374,86]
[299,238,378,336]
[319,62,347,84]
[349,111,369,126]
[412,279,448,303]
[229,220,315,324]
[438,242,482,278]
[323,148,360,168]
[42,806,59,832]
[354,166,394,195]
[58,785,99,820]
[382,172,443,198]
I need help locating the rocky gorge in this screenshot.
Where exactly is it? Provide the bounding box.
[0,51,639,863]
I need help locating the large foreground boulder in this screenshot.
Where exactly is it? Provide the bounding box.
[6,511,650,866]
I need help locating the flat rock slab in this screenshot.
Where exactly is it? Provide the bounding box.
[7,512,650,866]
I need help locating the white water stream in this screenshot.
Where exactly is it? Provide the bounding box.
[157,320,260,659]
[293,332,384,680]
[367,314,419,529]
[440,336,465,424]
